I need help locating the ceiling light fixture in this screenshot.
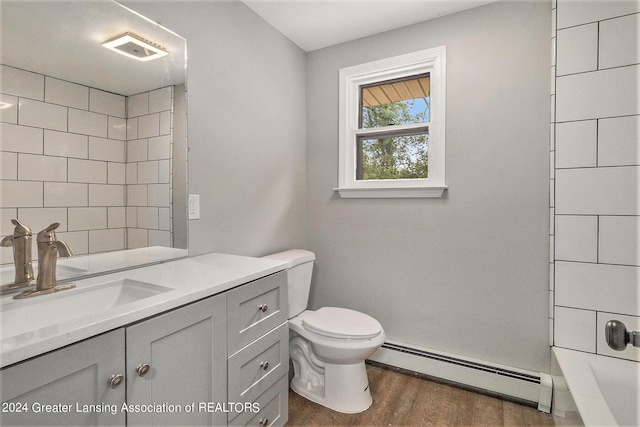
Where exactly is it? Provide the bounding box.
[101,32,168,62]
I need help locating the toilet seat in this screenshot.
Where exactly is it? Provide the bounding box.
[302,307,382,339]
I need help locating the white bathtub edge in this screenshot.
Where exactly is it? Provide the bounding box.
[552,347,618,427]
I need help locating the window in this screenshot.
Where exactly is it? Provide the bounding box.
[337,47,446,198]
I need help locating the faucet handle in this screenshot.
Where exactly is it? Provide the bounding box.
[12,219,32,236]
[37,222,61,243]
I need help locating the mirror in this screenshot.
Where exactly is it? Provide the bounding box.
[0,0,188,286]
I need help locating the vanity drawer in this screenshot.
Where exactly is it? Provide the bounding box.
[228,321,288,416]
[227,271,287,354]
[228,374,288,426]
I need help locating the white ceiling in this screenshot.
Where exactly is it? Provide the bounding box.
[242,0,498,52]
[0,1,186,96]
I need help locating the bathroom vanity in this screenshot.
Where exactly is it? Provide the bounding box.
[0,253,289,426]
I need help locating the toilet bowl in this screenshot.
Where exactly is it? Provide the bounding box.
[262,250,386,414]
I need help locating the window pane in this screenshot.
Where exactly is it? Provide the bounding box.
[360,74,430,128]
[357,129,429,180]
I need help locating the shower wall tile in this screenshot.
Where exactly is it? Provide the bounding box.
[68,158,107,184]
[148,184,170,207]
[57,230,88,255]
[126,163,138,185]
[0,65,44,100]
[160,111,171,135]
[556,65,640,122]
[17,207,67,233]
[0,181,43,207]
[137,207,159,229]
[553,2,640,355]
[149,87,172,113]
[127,185,148,206]
[108,163,126,185]
[43,182,87,207]
[69,108,108,137]
[18,154,67,182]
[599,216,640,266]
[555,120,597,168]
[149,230,171,247]
[127,139,148,162]
[89,137,125,162]
[128,92,149,117]
[1,64,174,261]
[0,94,19,124]
[138,161,159,184]
[556,0,640,29]
[138,113,160,138]
[148,135,171,160]
[44,130,87,159]
[89,88,125,118]
[19,99,67,131]
[108,117,127,141]
[89,228,125,253]
[127,117,139,140]
[554,307,596,353]
[127,228,148,249]
[108,207,126,228]
[556,261,640,316]
[45,77,88,110]
[158,160,170,184]
[88,184,124,207]
[0,123,43,154]
[598,13,640,69]
[598,115,640,167]
[68,207,107,231]
[555,215,598,262]
[555,167,640,215]
[556,23,598,76]
[1,152,17,179]
[158,207,171,230]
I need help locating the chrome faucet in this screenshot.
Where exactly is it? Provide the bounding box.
[13,223,76,299]
[1,219,35,290]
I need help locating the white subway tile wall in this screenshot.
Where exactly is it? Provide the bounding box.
[0,64,173,265]
[552,1,640,363]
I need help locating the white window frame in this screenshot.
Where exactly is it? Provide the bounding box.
[336,46,447,198]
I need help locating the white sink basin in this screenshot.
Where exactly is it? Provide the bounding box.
[1,279,173,339]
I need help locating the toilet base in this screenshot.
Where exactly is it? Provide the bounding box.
[290,360,372,414]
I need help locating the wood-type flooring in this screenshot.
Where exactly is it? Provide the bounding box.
[286,363,555,426]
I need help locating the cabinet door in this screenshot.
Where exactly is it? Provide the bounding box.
[227,271,287,355]
[126,295,227,426]
[0,329,125,426]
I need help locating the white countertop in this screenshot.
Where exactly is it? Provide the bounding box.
[0,253,287,368]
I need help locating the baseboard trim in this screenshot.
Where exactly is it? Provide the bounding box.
[368,341,552,413]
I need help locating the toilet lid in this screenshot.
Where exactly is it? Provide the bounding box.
[302,307,382,339]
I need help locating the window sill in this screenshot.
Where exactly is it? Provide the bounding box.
[334,186,447,199]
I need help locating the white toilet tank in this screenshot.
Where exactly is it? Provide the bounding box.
[262,249,315,318]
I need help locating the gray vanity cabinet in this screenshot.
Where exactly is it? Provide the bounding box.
[0,329,126,426]
[0,270,289,427]
[125,294,227,426]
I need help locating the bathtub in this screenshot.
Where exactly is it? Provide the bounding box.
[553,347,639,426]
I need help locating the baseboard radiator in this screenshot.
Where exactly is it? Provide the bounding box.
[368,341,552,413]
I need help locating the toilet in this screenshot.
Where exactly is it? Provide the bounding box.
[263,249,386,414]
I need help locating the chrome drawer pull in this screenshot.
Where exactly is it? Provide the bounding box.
[259,417,269,426]
[258,304,268,313]
[107,374,124,389]
[136,363,151,377]
[260,361,269,370]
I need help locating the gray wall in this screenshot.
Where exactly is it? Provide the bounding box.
[126,0,308,257]
[306,1,551,372]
